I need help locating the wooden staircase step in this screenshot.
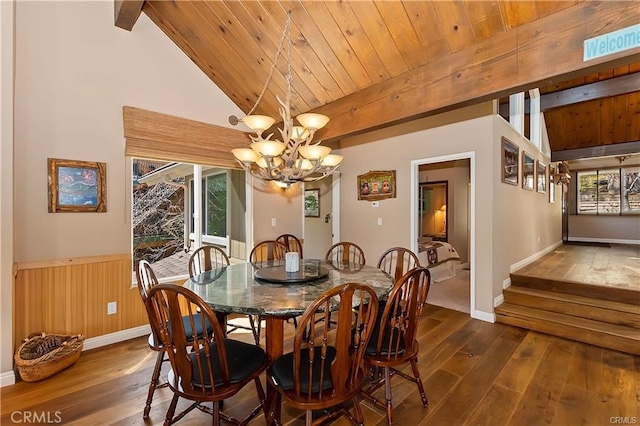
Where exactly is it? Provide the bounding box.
[503,286,640,328]
[495,303,640,355]
[509,273,640,305]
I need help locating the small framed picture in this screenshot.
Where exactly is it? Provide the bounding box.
[501,137,519,186]
[522,152,535,191]
[358,170,396,201]
[304,189,320,217]
[537,161,547,193]
[48,158,107,212]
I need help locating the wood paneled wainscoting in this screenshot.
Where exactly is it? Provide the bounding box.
[13,254,148,352]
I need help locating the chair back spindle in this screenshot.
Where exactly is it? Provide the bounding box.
[188,245,230,277]
[377,246,420,282]
[325,242,366,265]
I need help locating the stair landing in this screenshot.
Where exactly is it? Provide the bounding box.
[495,242,640,355]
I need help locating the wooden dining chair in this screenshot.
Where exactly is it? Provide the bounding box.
[188,245,230,277]
[248,240,289,341]
[377,246,421,282]
[276,233,303,258]
[266,283,379,426]
[360,267,431,425]
[325,242,366,265]
[188,245,261,346]
[135,260,168,419]
[146,283,268,426]
[136,260,213,419]
[249,240,288,265]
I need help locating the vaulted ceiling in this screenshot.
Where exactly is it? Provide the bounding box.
[115,0,640,159]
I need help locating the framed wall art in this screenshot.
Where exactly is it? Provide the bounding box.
[304,189,320,217]
[48,158,107,212]
[522,152,535,191]
[501,137,519,185]
[537,161,547,193]
[358,170,396,201]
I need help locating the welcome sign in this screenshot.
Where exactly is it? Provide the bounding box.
[584,24,640,61]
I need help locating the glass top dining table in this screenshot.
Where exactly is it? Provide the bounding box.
[183,259,394,318]
[183,258,394,424]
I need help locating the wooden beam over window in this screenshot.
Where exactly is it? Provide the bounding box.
[114,0,145,31]
[312,1,639,143]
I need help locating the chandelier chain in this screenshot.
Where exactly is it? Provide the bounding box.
[246,10,292,117]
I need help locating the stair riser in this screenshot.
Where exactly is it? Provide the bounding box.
[504,291,640,329]
[510,274,640,305]
[495,313,640,355]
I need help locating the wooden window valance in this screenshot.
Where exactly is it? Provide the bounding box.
[123,106,249,168]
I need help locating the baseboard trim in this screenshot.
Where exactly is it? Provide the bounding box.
[510,240,563,273]
[471,309,495,323]
[0,370,15,387]
[568,237,640,245]
[494,294,505,307]
[503,277,511,289]
[82,325,150,352]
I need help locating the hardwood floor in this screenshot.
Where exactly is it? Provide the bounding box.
[515,243,640,292]
[2,305,639,425]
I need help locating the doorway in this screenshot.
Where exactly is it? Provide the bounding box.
[411,152,476,316]
[303,173,340,259]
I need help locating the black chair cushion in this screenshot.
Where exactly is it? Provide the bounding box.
[365,320,404,357]
[167,313,213,339]
[270,346,337,393]
[191,339,266,388]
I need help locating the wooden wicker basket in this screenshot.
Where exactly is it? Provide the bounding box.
[14,332,85,382]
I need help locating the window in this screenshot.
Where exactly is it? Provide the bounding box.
[190,171,227,244]
[622,168,640,214]
[577,168,638,215]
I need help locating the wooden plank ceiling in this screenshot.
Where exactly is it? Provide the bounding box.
[118,0,640,157]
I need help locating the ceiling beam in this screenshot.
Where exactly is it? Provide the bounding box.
[114,0,144,31]
[310,1,640,143]
[498,73,640,116]
[551,141,640,162]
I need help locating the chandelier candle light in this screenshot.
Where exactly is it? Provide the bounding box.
[230,11,342,188]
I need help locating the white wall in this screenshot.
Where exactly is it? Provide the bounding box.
[493,118,563,287]
[336,104,562,317]
[14,1,244,263]
[1,0,15,384]
[6,0,244,382]
[337,103,497,315]
[251,180,303,245]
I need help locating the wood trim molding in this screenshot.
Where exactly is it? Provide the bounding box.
[114,0,144,31]
[311,1,640,142]
[123,106,248,168]
[499,73,640,115]
[551,141,640,162]
[15,253,131,271]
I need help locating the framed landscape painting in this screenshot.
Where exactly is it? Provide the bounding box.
[48,158,107,212]
[304,189,320,217]
[522,152,535,191]
[501,137,519,185]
